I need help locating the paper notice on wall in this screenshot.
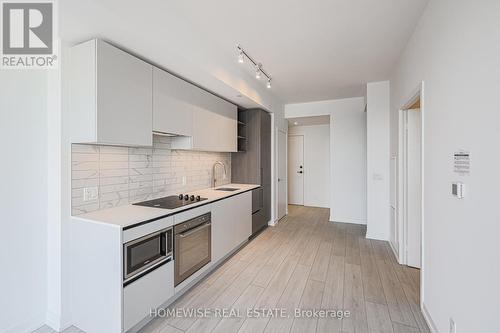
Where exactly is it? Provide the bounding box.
[454,151,470,175]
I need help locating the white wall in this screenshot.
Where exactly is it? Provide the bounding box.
[0,71,49,332]
[366,81,391,240]
[390,0,500,332]
[285,97,367,224]
[288,124,330,208]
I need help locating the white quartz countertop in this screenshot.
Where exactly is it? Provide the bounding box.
[73,183,260,228]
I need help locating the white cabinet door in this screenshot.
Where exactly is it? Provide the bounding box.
[192,108,223,152]
[192,108,237,152]
[71,39,153,146]
[152,67,193,136]
[123,261,173,331]
[212,192,252,262]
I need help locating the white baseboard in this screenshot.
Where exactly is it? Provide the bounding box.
[45,310,73,332]
[45,310,60,332]
[422,302,439,333]
[268,219,277,227]
[365,233,389,241]
[330,216,367,225]
[388,241,400,264]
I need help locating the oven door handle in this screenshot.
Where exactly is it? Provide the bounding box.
[178,222,211,238]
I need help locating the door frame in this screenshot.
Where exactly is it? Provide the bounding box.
[275,128,288,221]
[397,81,425,308]
[287,134,305,206]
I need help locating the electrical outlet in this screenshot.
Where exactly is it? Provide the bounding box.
[450,318,456,333]
[83,187,98,202]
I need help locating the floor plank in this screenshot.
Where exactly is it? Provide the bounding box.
[342,263,368,333]
[377,259,418,328]
[393,322,421,333]
[212,284,264,333]
[360,254,387,305]
[366,301,395,333]
[290,279,324,333]
[264,264,311,332]
[308,241,332,282]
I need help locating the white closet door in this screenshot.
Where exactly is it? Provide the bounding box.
[406,109,422,268]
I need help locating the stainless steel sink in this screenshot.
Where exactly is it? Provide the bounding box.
[215,187,240,191]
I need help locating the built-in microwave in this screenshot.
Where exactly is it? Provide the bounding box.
[123,227,173,283]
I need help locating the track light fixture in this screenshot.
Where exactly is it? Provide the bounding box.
[237,44,272,89]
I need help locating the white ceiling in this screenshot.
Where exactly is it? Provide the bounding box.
[60,0,428,106]
[288,115,330,127]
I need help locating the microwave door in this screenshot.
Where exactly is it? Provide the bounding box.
[124,228,170,281]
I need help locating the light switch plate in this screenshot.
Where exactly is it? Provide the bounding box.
[452,182,464,199]
[83,187,99,201]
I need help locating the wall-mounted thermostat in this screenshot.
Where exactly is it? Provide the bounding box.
[452,182,465,199]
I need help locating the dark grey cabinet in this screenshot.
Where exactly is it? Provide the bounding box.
[232,109,271,235]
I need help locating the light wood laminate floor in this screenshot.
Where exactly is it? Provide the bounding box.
[34,206,429,333]
[141,205,430,333]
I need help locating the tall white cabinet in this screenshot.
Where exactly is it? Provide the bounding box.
[71,39,153,146]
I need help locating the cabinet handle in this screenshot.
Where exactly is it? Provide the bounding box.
[178,222,211,238]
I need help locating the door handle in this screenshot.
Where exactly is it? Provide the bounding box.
[178,222,211,238]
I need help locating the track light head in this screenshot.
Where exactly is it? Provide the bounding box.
[255,65,262,80]
[238,50,244,63]
[266,78,272,89]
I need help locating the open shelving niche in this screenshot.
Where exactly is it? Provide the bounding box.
[237,109,247,152]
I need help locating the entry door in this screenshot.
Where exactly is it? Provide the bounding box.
[406,109,422,268]
[288,135,304,205]
[277,130,287,219]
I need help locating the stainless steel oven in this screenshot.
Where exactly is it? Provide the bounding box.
[123,227,173,283]
[174,213,211,286]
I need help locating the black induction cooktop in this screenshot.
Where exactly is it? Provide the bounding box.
[133,194,207,210]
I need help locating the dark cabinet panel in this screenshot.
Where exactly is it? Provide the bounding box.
[261,111,271,186]
[232,109,272,235]
[262,185,271,223]
[252,188,263,214]
[252,209,266,235]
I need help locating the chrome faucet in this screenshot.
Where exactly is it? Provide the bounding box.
[212,161,227,188]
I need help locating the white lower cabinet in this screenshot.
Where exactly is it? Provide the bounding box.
[123,261,174,331]
[212,192,252,262]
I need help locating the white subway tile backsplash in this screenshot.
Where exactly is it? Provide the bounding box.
[71,135,231,215]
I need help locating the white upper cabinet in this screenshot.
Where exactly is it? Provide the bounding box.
[71,39,153,146]
[153,67,193,136]
[191,95,237,152]
[152,67,238,152]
